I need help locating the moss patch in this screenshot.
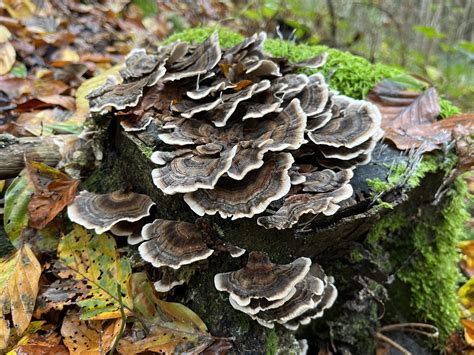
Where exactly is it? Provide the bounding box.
[265,328,278,355]
[367,177,469,342]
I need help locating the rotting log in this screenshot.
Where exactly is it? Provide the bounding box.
[80,118,454,354]
[0,134,68,179]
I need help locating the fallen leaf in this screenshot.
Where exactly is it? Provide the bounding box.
[15,95,76,111]
[3,0,36,19]
[0,41,16,75]
[57,225,133,320]
[0,246,42,350]
[3,170,33,245]
[459,277,474,314]
[61,311,122,355]
[25,160,79,229]
[462,319,474,345]
[118,272,212,354]
[367,80,449,151]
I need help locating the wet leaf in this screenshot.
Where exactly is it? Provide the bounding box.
[462,319,474,345]
[3,171,34,246]
[118,272,211,354]
[0,245,41,350]
[26,160,79,229]
[57,225,133,320]
[368,80,449,151]
[459,277,474,314]
[61,311,122,355]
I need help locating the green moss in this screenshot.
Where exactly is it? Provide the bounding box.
[367,177,469,342]
[439,98,462,118]
[141,145,154,159]
[265,328,279,355]
[163,26,244,48]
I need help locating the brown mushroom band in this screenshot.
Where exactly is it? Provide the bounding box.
[87,32,383,228]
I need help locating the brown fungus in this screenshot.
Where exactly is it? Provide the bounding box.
[67,190,154,234]
[214,251,311,306]
[138,219,214,269]
[88,32,383,228]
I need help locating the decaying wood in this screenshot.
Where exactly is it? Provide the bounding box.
[0,134,69,179]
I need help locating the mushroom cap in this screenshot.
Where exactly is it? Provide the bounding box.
[184,152,294,220]
[214,251,311,306]
[298,73,329,117]
[67,190,155,235]
[308,100,381,149]
[120,48,161,80]
[251,274,325,324]
[257,194,332,230]
[229,287,298,315]
[151,145,238,195]
[138,219,214,269]
[301,169,353,193]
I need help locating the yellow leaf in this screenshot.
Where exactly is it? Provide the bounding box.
[3,0,36,19]
[459,277,474,314]
[0,41,16,75]
[57,225,132,320]
[0,245,42,350]
[0,26,12,43]
[118,273,210,354]
[462,319,474,344]
[61,311,122,355]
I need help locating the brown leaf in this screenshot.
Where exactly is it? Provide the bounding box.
[368,81,449,151]
[16,95,76,111]
[14,344,69,355]
[61,311,122,355]
[26,160,79,229]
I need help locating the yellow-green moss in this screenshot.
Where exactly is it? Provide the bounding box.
[367,177,469,342]
[266,328,279,355]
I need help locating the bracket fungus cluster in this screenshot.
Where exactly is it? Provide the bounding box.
[214,252,337,330]
[87,32,382,227]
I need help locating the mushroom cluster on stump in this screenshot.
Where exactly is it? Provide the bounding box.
[214,252,337,330]
[87,32,383,229]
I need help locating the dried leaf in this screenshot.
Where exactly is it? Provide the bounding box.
[118,272,211,354]
[61,311,122,355]
[16,95,76,111]
[462,319,474,345]
[368,80,449,151]
[6,321,66,355]
[26,160,79,229]
[57,225,133,320]
[0,246,42,350]
[0,41,16,75]
[3,171,33,246]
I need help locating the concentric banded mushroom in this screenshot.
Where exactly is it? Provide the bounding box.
[138,219,214,269]
[214,252,337,329]
[88,32,383,228]
[67,190,155,234]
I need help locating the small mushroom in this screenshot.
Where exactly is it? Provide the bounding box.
[214,251,311,306]
[138,219,214,269]
[67,190,155,234]
[153,267,186,293]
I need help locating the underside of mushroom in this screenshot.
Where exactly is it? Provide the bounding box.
[88,32,382,229]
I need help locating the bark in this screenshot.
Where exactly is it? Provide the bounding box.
[80,120,449,353]
[0,134,68,179]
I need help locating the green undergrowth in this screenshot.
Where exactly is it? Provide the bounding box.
[367,177,469,342]
[164,26,459,115]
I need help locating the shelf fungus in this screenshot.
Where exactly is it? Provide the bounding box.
[88,32,383,228]
[67,190,154,234]
[214,252,337,329]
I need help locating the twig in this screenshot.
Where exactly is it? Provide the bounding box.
[375,332,411,355]
[110,284,127,354]
[380,322,439,338]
